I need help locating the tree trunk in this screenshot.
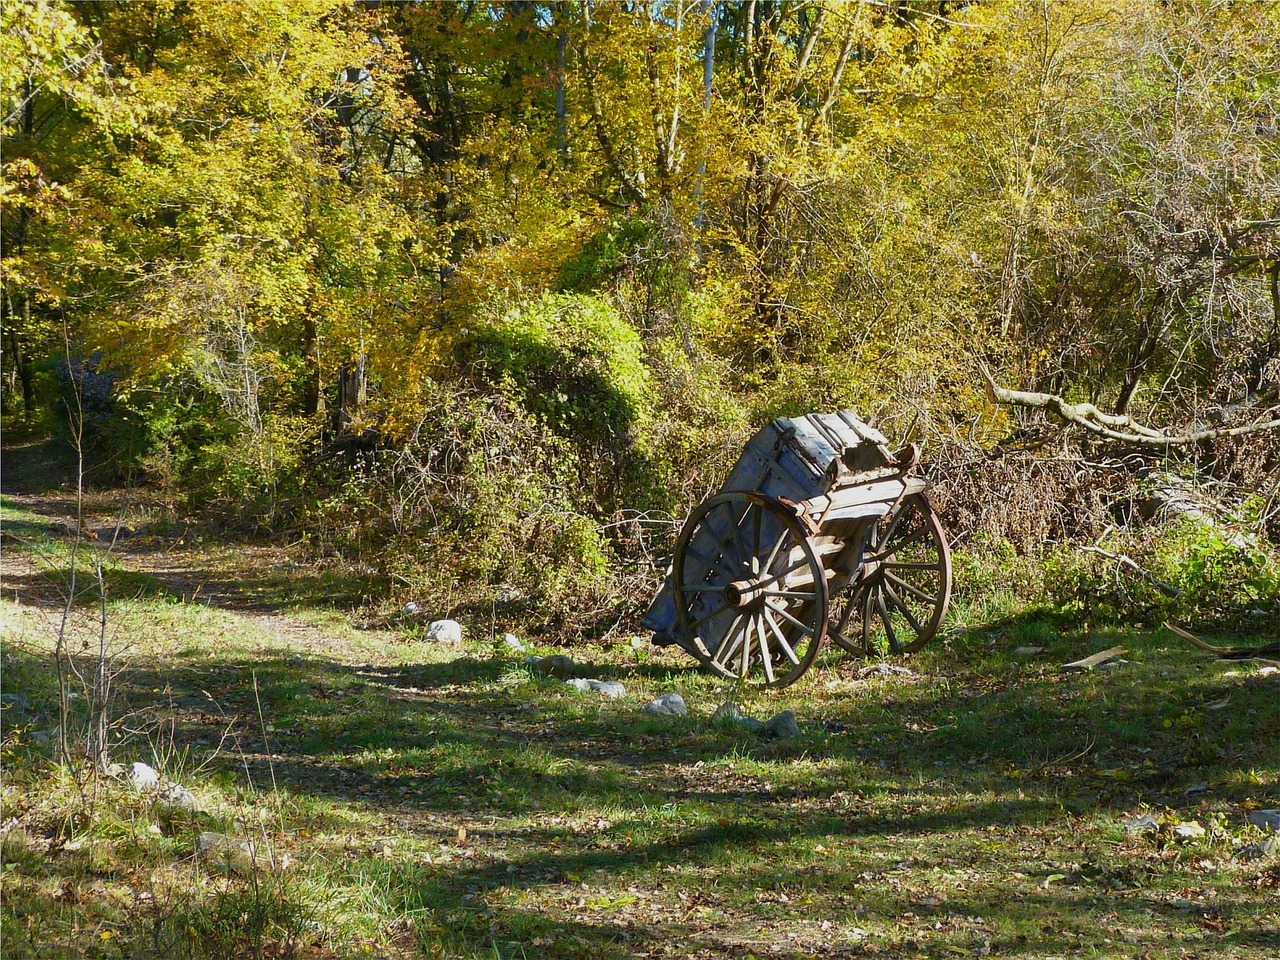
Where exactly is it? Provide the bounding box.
[555,5,569,162]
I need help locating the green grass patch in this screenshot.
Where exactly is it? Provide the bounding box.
[2,526,1278,958]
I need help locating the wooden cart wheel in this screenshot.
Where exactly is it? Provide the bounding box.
[672,492,828,687]
[829,493,951,657]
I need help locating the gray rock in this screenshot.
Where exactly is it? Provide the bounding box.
[1,693,32,711]
[1248,809,1280,833]
[162,783,200,811]
[856,663,918,680]
[1238,834,1280,860]
[1183,783,1208,797]
[1172,821,1206,841]
[404,602,421,616]
[195,831,277,876]
[565,678,626,699]
[711,701,763,732]
[526,654,576,678]
[130,762,161,791]
[711,701,745,724]
[762,710,801,739]
[643,693,687,717]
[425,619,463,643]
[103,763,126,778]
[1124,814,1160,836]
[503,633,526,652]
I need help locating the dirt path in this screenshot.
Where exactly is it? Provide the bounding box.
[1,480,389,658]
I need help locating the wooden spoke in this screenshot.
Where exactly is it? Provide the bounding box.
[874,591,900,652]
[857,494,952,657]
[764,599,816,638]
[884,560,946,572]
[757,615,776,684]
[882,580,925,637]
[713,614,747,669]
[764,610,802,666]
[884,570,937,605]
[761,589,819,600]
[671,491,827,687]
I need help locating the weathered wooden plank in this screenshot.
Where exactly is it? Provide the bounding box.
[642,409,901,651]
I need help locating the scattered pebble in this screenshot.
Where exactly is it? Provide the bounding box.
[502,633,525,652]
[1183,782,1208,796]
[403,602,420,616]
[643,693,687,717]
[762,710,801,739]
[565,678,627,699]
[425,619,463,643]
[1172,821,1206,841]
[1124,814,1160,836]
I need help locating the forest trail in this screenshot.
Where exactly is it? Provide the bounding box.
[1,439,392,661]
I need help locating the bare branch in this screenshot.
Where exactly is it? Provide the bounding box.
[980,363,1280,447]
[1080,545,1181,597]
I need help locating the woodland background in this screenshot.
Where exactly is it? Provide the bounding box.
[4,0,1279,633]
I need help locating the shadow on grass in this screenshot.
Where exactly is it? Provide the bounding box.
[5,601,1278,959]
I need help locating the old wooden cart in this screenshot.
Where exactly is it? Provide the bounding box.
[643,411,952,688]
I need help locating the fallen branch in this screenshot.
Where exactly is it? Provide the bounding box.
[1165,621,1280,660]
[1080,545,1182,598]
[1062,645,1127,671]
[979,364,1280,447]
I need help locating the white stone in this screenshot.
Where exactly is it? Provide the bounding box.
[565,678,627,699]
[711,702,763,732]
[425,619,463,643]
[503,633,525,652]
[130,762,161,791]
[163,783,200,811]
[1173,821,1206,840]
[711,701,745,724]
[643,693,687,717]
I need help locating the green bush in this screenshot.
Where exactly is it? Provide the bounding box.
[457,292,667,518]
[1044,514,1280,628]
[556,217,654,292]
[461,292,650,444]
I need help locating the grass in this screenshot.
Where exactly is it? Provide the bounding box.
[2,501,1279,958]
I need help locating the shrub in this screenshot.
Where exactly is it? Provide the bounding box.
[457,292,664,517]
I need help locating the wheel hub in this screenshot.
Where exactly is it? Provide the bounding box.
[723,578,765,608]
